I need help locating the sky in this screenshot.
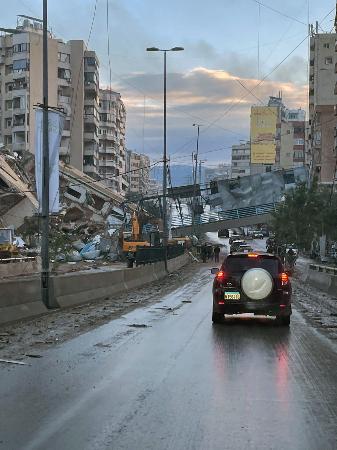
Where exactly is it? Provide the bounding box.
[2,0,336,167]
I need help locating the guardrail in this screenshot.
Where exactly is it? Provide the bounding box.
[171,202,279,228]
[309,263,337,275]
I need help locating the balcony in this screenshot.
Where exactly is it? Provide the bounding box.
[99,160,116,167]
[99,147,115,154]
[84,114,99,126]
[84,146,98,156]
[84,81,98,93]
[84,131,98,141]
[58,95,71,104]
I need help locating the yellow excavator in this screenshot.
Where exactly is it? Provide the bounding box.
[122,212,150,253]
[0,228,19,260]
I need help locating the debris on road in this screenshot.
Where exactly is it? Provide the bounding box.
[127,324,151,328]
[0,358,27,365]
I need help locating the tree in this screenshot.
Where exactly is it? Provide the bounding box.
[271,181,334,251]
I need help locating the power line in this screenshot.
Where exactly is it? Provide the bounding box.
[250,0,307,26]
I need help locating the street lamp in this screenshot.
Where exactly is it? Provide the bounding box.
[191,123,203,237]
[146,46,184,271]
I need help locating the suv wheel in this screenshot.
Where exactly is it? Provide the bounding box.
[212,312,224,324]
[275,315,290,326]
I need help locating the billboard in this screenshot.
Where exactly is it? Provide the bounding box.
[168,184,201,199]
[35,108,64,213]
[251,106,277,164]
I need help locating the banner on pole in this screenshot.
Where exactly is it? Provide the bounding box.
[35,108,64,213]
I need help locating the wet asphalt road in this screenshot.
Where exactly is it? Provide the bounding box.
[1,248,337,449]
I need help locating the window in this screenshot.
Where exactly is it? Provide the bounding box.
[13,114,25,126]
[85,57,96,67]
[325,57,333,65]
[58,52,70,63]
[295,138,304,145]
[5,118,12,128]
[12,97,23,109]
[13,59,29,73]
[58,68,71,80]
[225,255,281,276]
[5,100,12,111]
[323,43,330,48]
[13,43,30,53]
[294,151,304,159]
[5,65,13,75]
[84,71,98,84]
[5,82,13,92]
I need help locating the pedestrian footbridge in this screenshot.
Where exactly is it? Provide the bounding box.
[171,202,278,236]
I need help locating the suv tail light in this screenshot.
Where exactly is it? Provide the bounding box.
[280,272,289,286]
[216,270,226,281]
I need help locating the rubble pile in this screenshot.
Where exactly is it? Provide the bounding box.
[0,152,136,273]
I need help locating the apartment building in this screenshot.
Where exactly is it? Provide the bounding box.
[126,150,150,195]
[280,109,306,169]
[309,25,337,183]
[98,89,128,194]
[231,142,250,178]
[0,16,101,180]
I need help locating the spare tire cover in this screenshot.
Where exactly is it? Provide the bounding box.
[241,268,273,300]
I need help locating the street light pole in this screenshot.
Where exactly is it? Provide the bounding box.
[163,50,168,270]
[146,46,184,271]
[41,0,50,307]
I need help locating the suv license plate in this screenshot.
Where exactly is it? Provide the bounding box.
[224,292,240,300]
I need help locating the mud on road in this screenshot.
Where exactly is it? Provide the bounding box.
[0,261,212,361]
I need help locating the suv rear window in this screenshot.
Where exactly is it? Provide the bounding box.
[224,255,281,276]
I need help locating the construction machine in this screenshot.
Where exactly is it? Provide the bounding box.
[0,228,19,260]
[121,212,151,253]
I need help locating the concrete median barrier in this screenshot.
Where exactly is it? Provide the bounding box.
[0,252,191,325]
[0,277,48,325]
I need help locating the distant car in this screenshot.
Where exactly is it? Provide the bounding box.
[252,231,264,239]
[237,243,253,253]
[218,229,229,238]
[229,234,242,244]
[211,252,292,326]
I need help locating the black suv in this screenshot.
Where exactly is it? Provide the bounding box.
[212,252,291,326]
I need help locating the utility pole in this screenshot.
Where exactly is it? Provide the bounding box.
[191,123,202,237]
[41,0,50,307]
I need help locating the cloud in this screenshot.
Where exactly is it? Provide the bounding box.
[113,65,307,163]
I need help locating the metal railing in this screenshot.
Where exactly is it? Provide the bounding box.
[171,202,279,228]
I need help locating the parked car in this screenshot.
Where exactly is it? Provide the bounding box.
[230,239,246,253]
[211,252,292,326]
[229,234,242,244]
[252,231,264,239]
[218,229,229,238]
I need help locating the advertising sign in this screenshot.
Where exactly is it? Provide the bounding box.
[35,108,64,213]
[251,106,277,164]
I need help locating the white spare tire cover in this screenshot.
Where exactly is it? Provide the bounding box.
[241,268,273,300]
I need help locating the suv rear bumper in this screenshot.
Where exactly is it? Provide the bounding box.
[213,301,291,317]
